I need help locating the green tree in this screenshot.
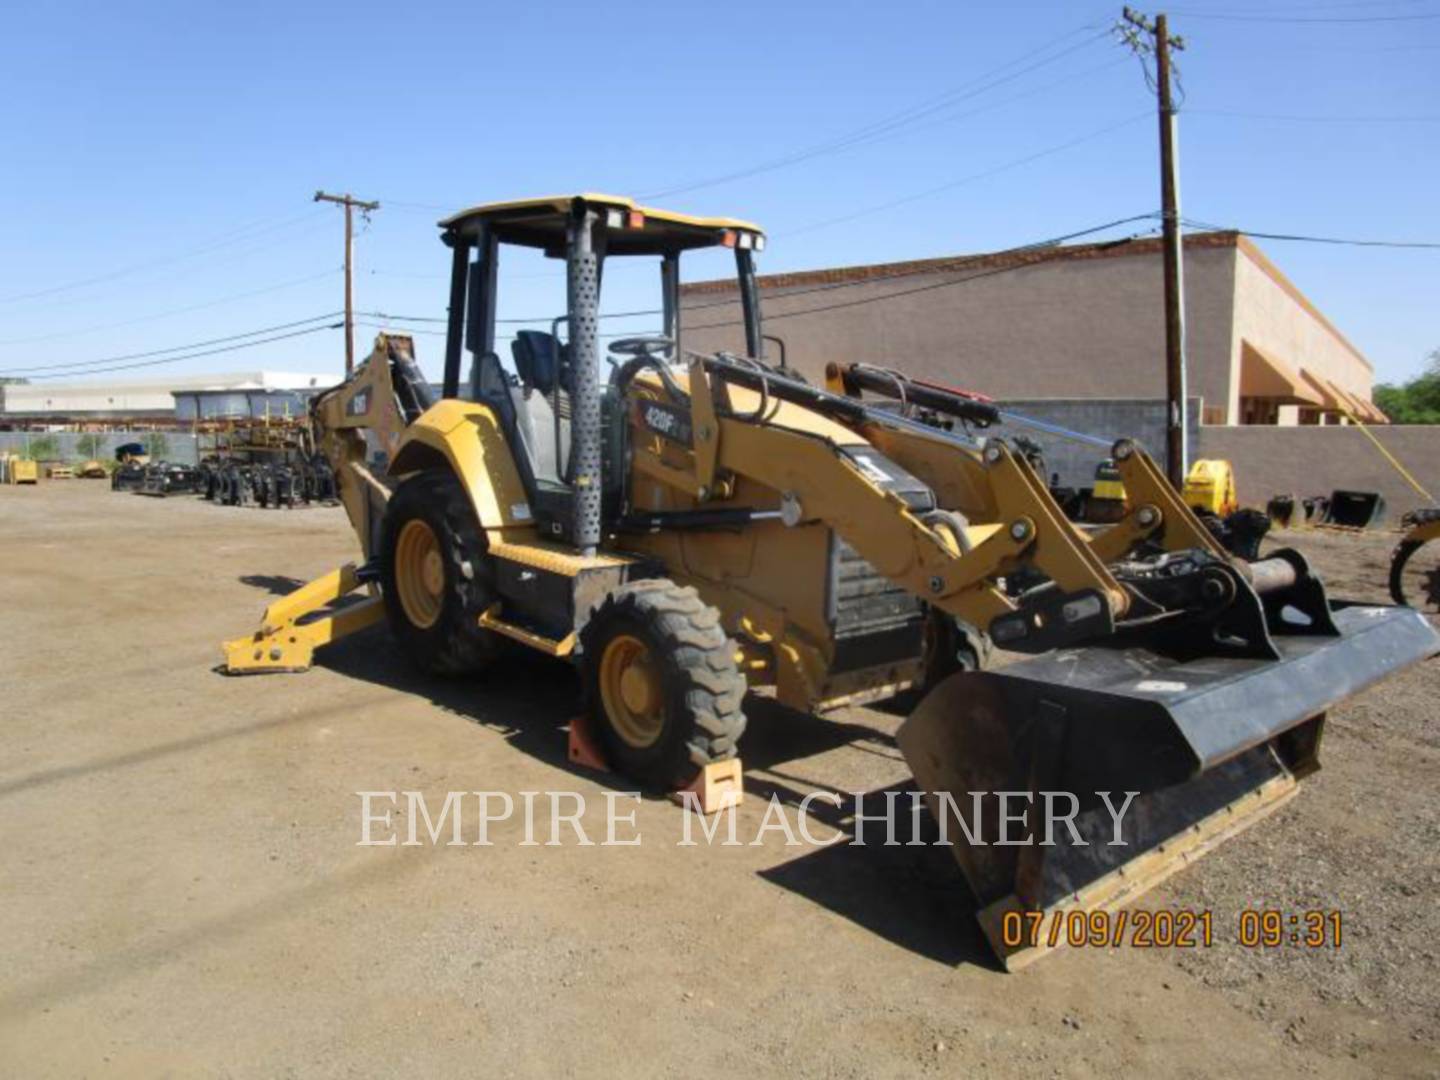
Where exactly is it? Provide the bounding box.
[142,432,170,460]
[75,433,104,460]
[26,435,59,460]
[1372,349,1440,424]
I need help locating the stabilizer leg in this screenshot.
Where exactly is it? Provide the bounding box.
[222,564,384,673]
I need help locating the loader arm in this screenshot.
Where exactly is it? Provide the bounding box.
[672,412,1132,640]
[820,359,1226,564]
[662,351,1260,654]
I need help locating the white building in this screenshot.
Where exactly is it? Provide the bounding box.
[0,371,337,424]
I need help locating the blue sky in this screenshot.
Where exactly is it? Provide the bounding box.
[2,0,1437,387]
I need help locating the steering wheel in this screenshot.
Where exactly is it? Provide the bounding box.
[607,335,674,359]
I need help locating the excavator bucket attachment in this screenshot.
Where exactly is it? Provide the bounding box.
[899,595,1438,970]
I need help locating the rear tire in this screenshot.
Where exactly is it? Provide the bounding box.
[381,469,502,675]
[1390,538,1440,611]
[582,581,747,790]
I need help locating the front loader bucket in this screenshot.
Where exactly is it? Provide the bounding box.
[898,602,1438,970]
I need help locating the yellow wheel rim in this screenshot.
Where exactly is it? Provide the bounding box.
[598,633,664,748]
[394,519,445,630]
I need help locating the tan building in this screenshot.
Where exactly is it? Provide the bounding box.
[680,230,1384,427]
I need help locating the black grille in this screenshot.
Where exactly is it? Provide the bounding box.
[829,536,924,673]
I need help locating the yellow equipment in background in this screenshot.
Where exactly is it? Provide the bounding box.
[1092,459,1126,502]
[1182,458,1238,517]
[1079,458,1127,523]
[5,457,39,485]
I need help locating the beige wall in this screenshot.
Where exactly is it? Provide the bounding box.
[682,234,1379,428]
[1197,424,1439,519]
[1227,242,1374,424]
[682,241,1239,413]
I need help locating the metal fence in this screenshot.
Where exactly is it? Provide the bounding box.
[0,431,201,465]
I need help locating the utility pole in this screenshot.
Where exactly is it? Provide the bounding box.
[314,191,380,375]
[1120,8,1188,489]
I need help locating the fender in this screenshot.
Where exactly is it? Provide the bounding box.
[388,399,534,533]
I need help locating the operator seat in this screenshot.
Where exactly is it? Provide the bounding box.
[510,331,572,484]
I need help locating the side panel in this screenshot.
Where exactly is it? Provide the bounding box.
[389,399,535,534]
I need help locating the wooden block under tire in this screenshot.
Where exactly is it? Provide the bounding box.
[669,759,744,816]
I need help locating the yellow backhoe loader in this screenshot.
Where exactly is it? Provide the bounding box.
[224,194,1438,968]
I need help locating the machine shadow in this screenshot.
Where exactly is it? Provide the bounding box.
[315,630,582,774]
[313,631,909,789]
[238,573,307,597]
[313,626,988,968]
[749,774,995,969]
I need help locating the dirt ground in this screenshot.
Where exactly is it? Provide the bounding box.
[2,482,1437,1078]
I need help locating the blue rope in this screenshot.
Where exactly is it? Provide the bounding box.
[996,410,1114,449]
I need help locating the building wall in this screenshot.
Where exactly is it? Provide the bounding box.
[682,240,1240,416]
[1227,240,1374,424]
[1196,425,1440,520]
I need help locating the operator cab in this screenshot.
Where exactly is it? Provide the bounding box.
[438,194,767,550]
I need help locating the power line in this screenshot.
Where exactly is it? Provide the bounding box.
[358,215,1162,329]
[377,32,1120,215]
[357,321,663,343]
[16,323,342,381]
[356,320,446,338]
[0,209,327,305]
[779,113,1150,238]
[691,215,1162,312]
[360,305,666,326]
[1196,0,1431,8]
[790,55,1134,161]
[1188,108,1440,122]
[0,267,342,347]
[0,313,343,376]
[1183,218,1440,248]
[1298,42,1440,51]
[639,26,1113,200]
[683,232,1159,332]
[1169,8,1440,21]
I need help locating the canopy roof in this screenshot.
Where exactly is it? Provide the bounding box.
[440,193,764,257]
[1326,378,1387,424]
[1239,341,1321,406]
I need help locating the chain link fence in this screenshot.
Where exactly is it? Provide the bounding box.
[0,431,200,465]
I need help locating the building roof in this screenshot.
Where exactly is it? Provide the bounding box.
[1,371,337,417]
[679,229,1372,372]
[678,230,1237,294]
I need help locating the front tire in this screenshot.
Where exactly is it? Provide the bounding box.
[381,469,502,675]
[582,581,747,789]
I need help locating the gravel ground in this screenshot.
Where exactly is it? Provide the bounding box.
[0,484,1436,1078]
